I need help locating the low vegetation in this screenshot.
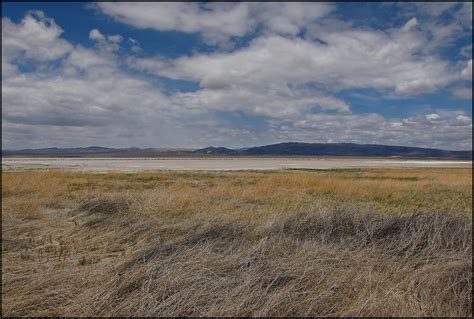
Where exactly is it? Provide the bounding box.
[2,168,472,316]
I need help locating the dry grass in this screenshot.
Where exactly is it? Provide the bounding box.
[2,168,472,316]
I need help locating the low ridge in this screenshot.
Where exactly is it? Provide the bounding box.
[3,142,472,159]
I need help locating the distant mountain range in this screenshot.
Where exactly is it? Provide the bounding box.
[1,146,193,157]
[192,143,472,159]
[2,143,472,159]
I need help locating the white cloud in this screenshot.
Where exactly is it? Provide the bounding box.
[401,17,418,32]
[64,45,115,72]
[290,111,471,150]
[426,113,440,121]
[394,3,471,55]
[2,10,72,63]
[460,44,472,58]
[89,28,105,41]
[252,2,334,36]
[1,13,190,148]
[455,114,472,126]
[401,2,471,27]
[171,85,350,120]
[128,37,142,53]
[412,2,458,18]
[96,2,334,44]
[131,24,459,100]
[89,28,123,52]
[2,10,472,150]
[461,59,472,80]
[456,2,473,29]
[107,34,122,43]
[1,57,199,148]
[451,86,472,99]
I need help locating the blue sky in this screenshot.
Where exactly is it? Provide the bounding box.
[2,2,472,150]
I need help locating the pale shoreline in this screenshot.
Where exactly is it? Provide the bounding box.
[2,157,472,172]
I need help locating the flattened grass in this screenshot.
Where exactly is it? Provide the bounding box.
[1,168,472,316]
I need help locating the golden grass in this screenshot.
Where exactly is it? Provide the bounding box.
[1,168,472,316]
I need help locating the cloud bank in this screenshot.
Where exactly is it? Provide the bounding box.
[2,4,472,150]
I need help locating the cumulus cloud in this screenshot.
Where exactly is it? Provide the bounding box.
[2,13,191,148]
[89,28,123,52]
[2,10,72,64]
[290,111,471,150]
[130,24,459,100]
[1,56,210,148]
[65,46,114,71]
[96,2,334,44]
[426,113,440,121]
[170,85,350,120]
[89,28,105,41]
[391,2,472,56]
[455,114,472,126]
[2,9,472,150]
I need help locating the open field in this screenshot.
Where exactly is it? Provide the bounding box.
[2,168,472,316]
[2,157,472,172]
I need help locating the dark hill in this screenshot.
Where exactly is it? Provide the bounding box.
[238,142,472,159]
[192,147,238,155]
[2,143,472,159]
[195,142,472,159]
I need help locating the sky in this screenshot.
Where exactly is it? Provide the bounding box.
[2,2,472,150]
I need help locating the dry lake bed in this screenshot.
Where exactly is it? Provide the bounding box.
[2,157,471,172]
